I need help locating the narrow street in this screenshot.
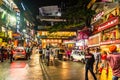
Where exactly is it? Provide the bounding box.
[0,53,100,80]
[0,53,117,80]
[40,59,101,80]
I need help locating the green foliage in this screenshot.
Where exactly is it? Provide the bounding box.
[48,0,96,32]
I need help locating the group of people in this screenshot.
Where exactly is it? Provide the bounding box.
[0,45,33,63]
[84,45,120,80]
[0,46,13,63]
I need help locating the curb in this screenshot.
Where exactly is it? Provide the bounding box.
[39,58,52,80]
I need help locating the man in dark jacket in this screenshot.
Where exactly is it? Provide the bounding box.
[85,48,97,80]
[10,47,14,63]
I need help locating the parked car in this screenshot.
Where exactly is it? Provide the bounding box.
[55,48,66,60]
[70,50,85,63]
[12,47,26,60]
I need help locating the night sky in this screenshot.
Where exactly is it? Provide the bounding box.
[22,0,59,16]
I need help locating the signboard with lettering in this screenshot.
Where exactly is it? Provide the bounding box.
[88,33,100,47]
[97,17,119,32]
[94,11,104,22]
[100,39,120,45]
[0,32,5,37]
[77,31,89,40]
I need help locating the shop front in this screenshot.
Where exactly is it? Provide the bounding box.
[77,27,90,50]
[63,40,75,50]
[41,39,62,48]
[37,31,77,48]
[88,33,101,50]
[90,1,120,53]
[95,16,120,52]
[12,33,22,47]
[0,32,7,46]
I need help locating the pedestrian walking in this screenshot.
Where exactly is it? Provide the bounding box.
[0,46,5,62]
[66,49,71,60]
[94,48,101,74]
[26,46,31,60]
[45,48,50,66]
[84,48,97,80]
[107,45,120,80]
[39,46,43,59]
[10,47,13,63]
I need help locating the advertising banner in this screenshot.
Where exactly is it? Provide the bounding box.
[97,17,119,32]
[77,28,90,40]
[88,33,100,47]
[101,0,113,2]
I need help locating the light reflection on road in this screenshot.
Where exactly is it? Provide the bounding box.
[0,53,43,80]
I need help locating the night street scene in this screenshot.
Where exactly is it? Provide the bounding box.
[0,0,120,80]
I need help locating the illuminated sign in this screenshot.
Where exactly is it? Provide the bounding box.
[94,11,104,22]
[88,33,100,47]
[0,38,2,42]
[21,3,26,11]
[98,17,119,32]
[38,31,76,38]
[0,32,5,37]
[16,12,20,32]
[100,39,120,45]
[77,30,89,40]
[102,0,113,2]
[42,39,62,43]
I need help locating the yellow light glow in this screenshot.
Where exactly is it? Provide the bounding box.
[10,16,16,23]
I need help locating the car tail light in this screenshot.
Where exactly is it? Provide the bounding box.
[22,51,26,54]
[12,50,16,54]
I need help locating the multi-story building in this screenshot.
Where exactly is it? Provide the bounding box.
[13,0,37,47]
[0,0,36,47]
[88,1,120,52]
[0,0,19,46]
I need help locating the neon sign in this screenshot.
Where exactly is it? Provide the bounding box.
[94,11,104,22]
[98,17,119,32]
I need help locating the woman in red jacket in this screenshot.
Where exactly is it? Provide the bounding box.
[99,51,108,74]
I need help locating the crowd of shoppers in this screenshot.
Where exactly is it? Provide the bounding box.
[1,43,120,80]
[38,44,120,80]
[0,45,33,63]
[0,46,12,62]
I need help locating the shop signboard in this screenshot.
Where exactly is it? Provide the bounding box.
[12,33,21,39]
[101,0,113,2]
[88,33,100,47]
[77,30,89,40]
[98,17,119,32]
[94,11,104,22]
[0,38,2,42]
[100,39,120,45]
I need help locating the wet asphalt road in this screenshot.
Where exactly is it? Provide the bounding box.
[0,53,100,80]
[0,53,43,80]
[41,60,100,80]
